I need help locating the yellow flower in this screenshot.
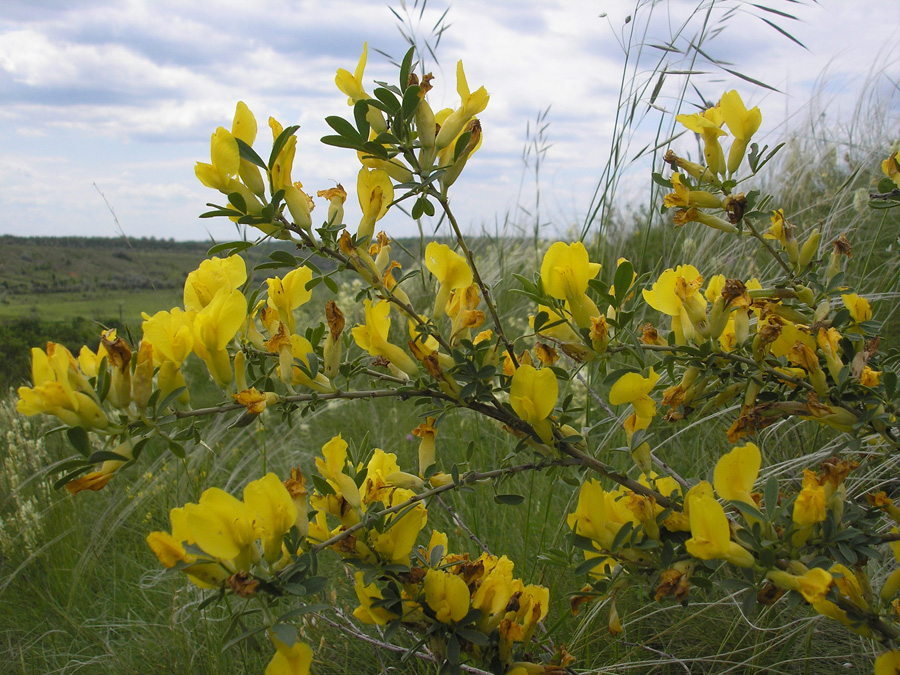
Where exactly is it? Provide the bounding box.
[509,364,558,444]
[192,288,247,388]
[142,307,195,366]
[231,101,266,199]
[540,241,601,329]
[146,507,228,589]
[642,265,708,343]
[609,367,660,425]
[412,417,438,478]
[471,554,515,632]
[713,442,761,505]
[676,105,726,176]
[434,60,489,150]
[335,42,370,105]
[367,488,427,565]
[663,173,723,210]
[184,487,256,572]
[841,293,872,323]
[792,469,826,527]
[266,266,313,334]
[314,435,362,509]
[184,255,247,312]
[882,151,900,188]
[16,344,108,430]
[424,242,473,319]
[860,366,881,387]
[351,299,419,378]
[243,472,298,564]
[875,650,900,675]
[718,90,761,174]
[685,493,754,567]
[194,126,240,192]
[356,167,393,244]
[424,568,471,623]
[352,571,399,625]
[265,636,313,675]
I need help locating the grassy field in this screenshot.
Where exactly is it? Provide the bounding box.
[2,1,899,672]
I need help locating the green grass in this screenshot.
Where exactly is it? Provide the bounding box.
[2,1,899,673]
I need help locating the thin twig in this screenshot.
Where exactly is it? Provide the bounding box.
[172,388,450,419]
[435,495,492,554]
[574,370,690,490]
[319,610,493,675]
[310,458,580,554]
[432,190,520,368]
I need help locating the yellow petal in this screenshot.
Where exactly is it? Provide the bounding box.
[713,442,761,502]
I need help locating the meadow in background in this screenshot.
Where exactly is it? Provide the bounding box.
[1,1,899,673]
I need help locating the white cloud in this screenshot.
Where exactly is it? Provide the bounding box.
[0,0,897,240]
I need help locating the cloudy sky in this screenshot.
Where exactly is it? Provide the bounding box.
[0,0,897,242]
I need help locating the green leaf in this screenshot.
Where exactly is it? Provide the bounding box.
[269,124,300,170]
[87,450,130,464]
[730,499,765,523]
[455,628,489,646]
[53,465,94,490]
[400,85,421,120]
[166,439,186,459]
[399,46,415,90]
[312,474,335,496]
[226,191,247,213]
[200,208,245,219]
[208,240,255,256]
[353,100,371,141]
[155,387,187,416]
[453,131,472,162]
[763,475,779,518]
[66,427,91,457]
[221,623,269,652]
[320,134,364,151]
[373,88,401,114]
[276,604,329,623]
[269,250,298,266]
[271,623,297,648]
[613,259,634,306]
[235,137,267,168]
[493,493,525,506]
[325,116,360,141]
